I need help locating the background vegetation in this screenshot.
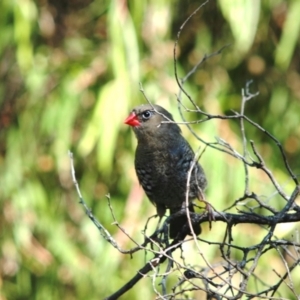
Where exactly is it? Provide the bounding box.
[0,0,299,299]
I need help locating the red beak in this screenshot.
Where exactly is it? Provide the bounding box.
[124,112,140,127]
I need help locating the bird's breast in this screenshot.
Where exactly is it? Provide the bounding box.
[135,145,191,207]
[134,135,207,208]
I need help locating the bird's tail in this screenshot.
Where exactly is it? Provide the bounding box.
[169,204,201,239]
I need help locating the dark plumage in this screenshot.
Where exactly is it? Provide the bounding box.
[124,104,207,238]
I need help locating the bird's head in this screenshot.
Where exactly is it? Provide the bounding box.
[124,104,181,141]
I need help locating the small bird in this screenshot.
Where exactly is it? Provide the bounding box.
[124,104,207,239]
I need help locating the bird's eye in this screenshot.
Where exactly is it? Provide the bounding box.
[141,110,152,120]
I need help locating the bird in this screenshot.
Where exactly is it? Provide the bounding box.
[124,104,208,239]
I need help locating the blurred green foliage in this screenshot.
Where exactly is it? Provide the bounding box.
[0,0,299,299]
